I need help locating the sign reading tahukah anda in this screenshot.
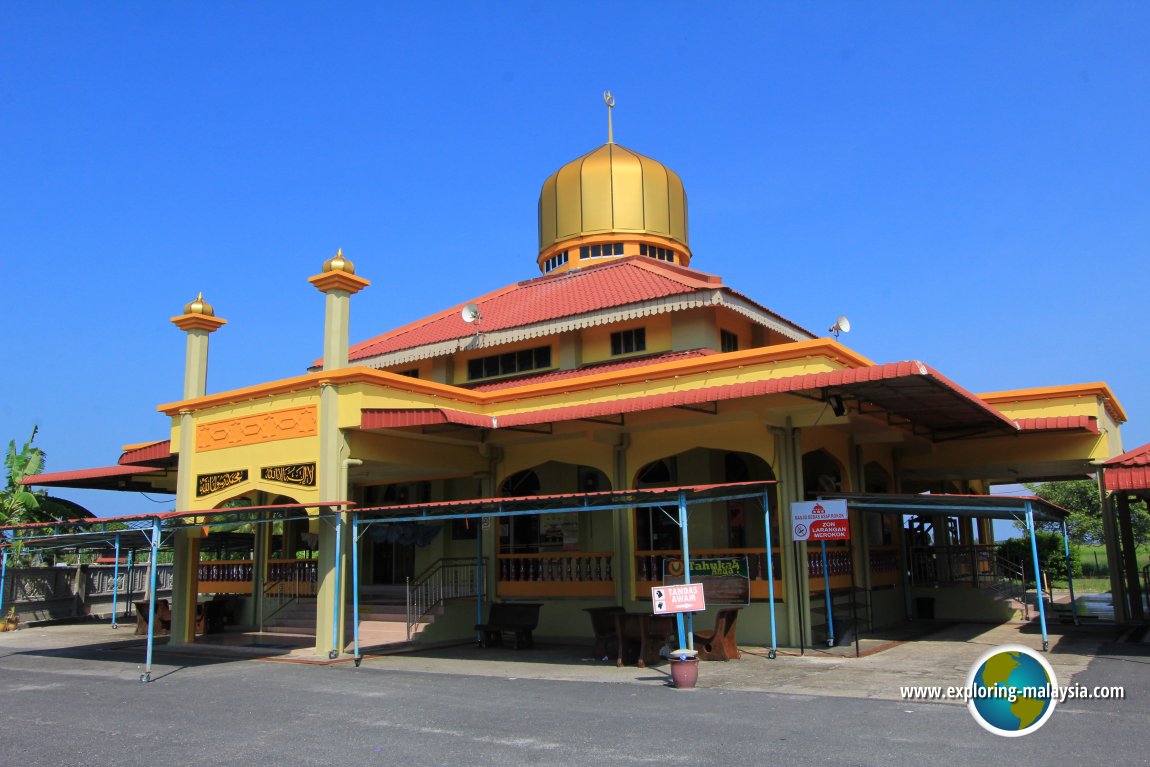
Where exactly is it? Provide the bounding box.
[260,462,317,487]
[662,556,750,605]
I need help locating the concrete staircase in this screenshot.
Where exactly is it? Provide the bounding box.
[259,586,442,649]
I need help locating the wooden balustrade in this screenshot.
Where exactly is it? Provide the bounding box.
[868,547,902,587]
[197,559,318,596]
[496,551,614,597]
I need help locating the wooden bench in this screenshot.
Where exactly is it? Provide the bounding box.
[134,599,172,636]
[475,602,543,649]
[614,613,674,668]
[584,606,626,659]
[692,608,741,661]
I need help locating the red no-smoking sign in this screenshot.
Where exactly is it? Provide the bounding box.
[790,500,850,541]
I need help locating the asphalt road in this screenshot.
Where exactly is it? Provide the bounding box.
[0,639,1146,767]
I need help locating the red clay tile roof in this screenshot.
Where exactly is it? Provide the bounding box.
[1103,441,1150,468]
[1013,417,1099,434]
[119,440,173,466]
[345,257,812,364]
[1101,441,1150,492]
[469,349,716,392]
[363,360,1018,438]
[21,464,167,490]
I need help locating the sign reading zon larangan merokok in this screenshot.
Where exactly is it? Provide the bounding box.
[790,499,850,542]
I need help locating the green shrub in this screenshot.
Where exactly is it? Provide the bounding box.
[999,530,1081,581]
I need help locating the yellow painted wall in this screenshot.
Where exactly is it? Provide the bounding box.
[716,309,755,352]
[348,431,487,476]
[581,314,673,365]
[173,391,325,506]
[498,439,614,486]
[988,394,1104,421]
[900,431,1110,471]
[626,417,777,481]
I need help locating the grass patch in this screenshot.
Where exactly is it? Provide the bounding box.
[1050,543,1150,592]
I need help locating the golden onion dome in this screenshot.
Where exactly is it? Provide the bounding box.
[537,142,690,260]
[322,248,356,274]
[183,292,215,316]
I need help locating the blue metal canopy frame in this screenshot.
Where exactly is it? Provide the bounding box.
[347,480,781,665]
[0,501,353,681]
[817,493,1077,652]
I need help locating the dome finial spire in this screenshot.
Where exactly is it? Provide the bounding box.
[603,90,615,144]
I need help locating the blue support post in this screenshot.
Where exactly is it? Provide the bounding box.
[763,490,777,659]
[329,508,343,660]
[821,541,835,647]
[126,549,134,623]
[476,513,485,642]
[141,517,161,683]
[1,549,7,619]
[351,513,361,665]
[111,534,121,629]
[1026,501,1050,651]
[1061,518,1079,627]
[678,491,694,650]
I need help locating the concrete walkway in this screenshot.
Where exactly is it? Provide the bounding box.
[0,619,1124,703]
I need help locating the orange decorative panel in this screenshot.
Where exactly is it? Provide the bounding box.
[195,405,318,452]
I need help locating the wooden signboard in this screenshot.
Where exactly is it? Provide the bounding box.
[662,556,750,605]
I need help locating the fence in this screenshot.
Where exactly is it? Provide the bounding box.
[1,564,174,625]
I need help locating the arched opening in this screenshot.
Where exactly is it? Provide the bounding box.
[631,448,779,600]
[802,449,844,497]
[361,481,434,586]
[633,449,776,552]
[493,461,614,599]
[194,491,307,637]
[497,462,611,554]
[863,462,896,547]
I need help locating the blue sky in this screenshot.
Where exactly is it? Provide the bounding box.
[2,3,1147,518]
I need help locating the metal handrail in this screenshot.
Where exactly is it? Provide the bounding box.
[988,553,1031,620]
[406,557,484,641]
[259,560,317,631]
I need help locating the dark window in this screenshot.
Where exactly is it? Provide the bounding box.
[640,243,675,262]
[584,242,623,259]
[635,459,680,551]
[467,345,552,381]
[543,251,568,273]
[720,330,739,353]
[610,328,646,356]
[396,368,420,378]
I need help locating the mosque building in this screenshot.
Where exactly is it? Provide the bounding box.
[17,101,1130,659]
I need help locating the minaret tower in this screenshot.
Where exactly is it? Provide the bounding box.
[308,249,369,657]
[168,293,226,644]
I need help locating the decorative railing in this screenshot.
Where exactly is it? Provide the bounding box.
[868,547,902,587]
[407,557,485,639]
[266,559,318,592]
[2,564,172,623]
[633,548,782,600]
[197,560,254,594]
[807,548,852,578]
[909,544,999,588]
[496,552,614,598]
[84,564,170,598]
